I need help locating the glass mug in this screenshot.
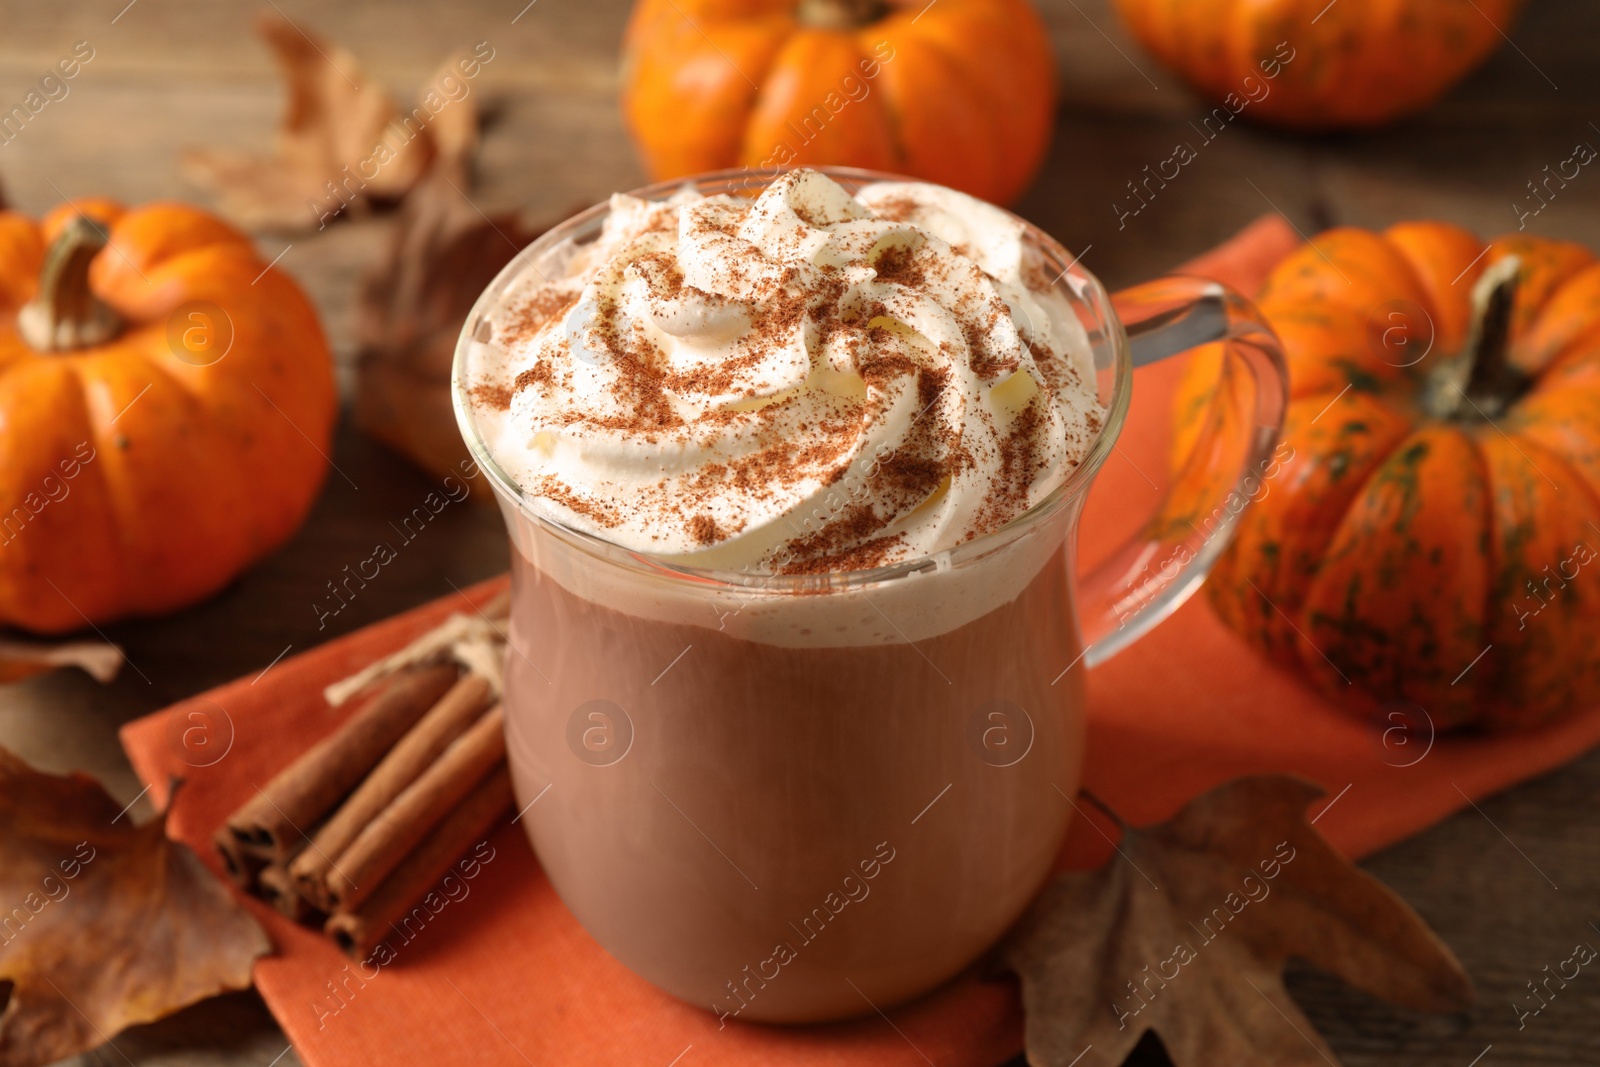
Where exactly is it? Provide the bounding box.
[452,167,1287,1024]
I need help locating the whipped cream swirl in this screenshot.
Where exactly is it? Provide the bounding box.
[467,169,1102,573]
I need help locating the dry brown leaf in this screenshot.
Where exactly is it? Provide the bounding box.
[182,13,443,231]
[0,749,269,1067]
[351,140,544,485]
[0,637,122,685]
[418,52,479,167]
[1003,776,1473,1067]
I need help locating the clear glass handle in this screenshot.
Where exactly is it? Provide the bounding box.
[1079,276,1289,667]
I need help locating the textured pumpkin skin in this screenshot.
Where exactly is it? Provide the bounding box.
[1114,0,1523,130]
[1174,223,1600,731]
[620,0,1056,205]
[0,200,336,633]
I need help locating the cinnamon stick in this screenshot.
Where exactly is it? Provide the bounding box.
[323,595,509,708]
[260,862,323,923]
[223,663,458,863]
[323,704,505,911]
[213,826,266,889]
[479,589,510,621]
[289,673,493,908]
[326,766,513,958]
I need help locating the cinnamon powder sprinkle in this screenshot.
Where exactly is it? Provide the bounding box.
[471,382,514,411]
[868,196,920,223]
[872,244,926,289]
[503,288,579,346]
[533,477,621,528]
[781,533,906,575]
[513,362,555,392]
[687,514,721,545]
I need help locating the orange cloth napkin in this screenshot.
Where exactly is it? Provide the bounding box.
[121,216,1600,1067]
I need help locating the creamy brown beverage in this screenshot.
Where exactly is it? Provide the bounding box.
[458,169,1107,1022]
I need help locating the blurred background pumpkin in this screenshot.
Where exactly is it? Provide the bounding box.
[1114,0,1525,130]
[620,0,1057,205]
[0,200,335,634]
[1174,222,1600,731]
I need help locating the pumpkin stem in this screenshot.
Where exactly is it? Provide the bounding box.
[796,0,887,29]
[1451,254,1523,419]
[17,215,122,353]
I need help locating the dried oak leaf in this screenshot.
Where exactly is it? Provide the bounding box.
[182,13,441,231]
[0,749,269,1067]
[1002,776,1473,1067]
[0,637,122,685]
[352,147,545,485]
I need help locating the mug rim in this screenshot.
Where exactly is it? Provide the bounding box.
[450,164,1134,595]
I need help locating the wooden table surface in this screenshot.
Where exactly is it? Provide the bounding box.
[2,1,1598,1065]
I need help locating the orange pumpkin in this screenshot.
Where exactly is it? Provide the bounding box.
[1174,223,1600,731]
[1115,0,1523,130]
[620,0,1057,205]
[0,200,336,634]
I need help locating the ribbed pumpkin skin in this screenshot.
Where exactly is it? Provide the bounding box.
[1173,224,1600,731]
[620,0,1057,205]
[0,200,336,633]
[1114,0,1523,130]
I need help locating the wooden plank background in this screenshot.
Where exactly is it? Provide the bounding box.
[0,1,1597,1064]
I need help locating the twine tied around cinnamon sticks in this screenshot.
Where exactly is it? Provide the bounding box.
[215,592,515,957]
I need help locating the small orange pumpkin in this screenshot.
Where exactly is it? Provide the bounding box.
[0,200,336,634]
[1115,0,1523,130]
[1174,223,1600,731]
[620,0,1057,205]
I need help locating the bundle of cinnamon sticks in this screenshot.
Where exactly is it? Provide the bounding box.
[216,598,514,957]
